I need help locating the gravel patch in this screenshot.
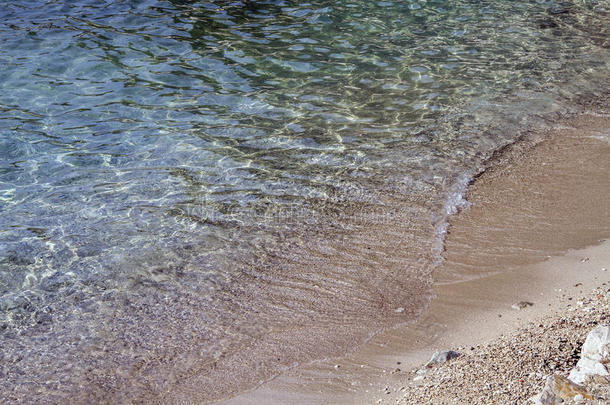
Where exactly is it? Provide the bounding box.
[398,284,610,404]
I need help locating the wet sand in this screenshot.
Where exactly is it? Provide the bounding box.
[222,110,610,404]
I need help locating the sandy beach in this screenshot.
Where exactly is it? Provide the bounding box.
[223,109,610,404]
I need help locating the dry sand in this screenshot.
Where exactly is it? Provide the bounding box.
[399,266,610,404]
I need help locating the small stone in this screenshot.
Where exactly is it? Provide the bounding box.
[334,364,340,369]
[512,301,534,310]
[536,374,592,404]
[394,307,405,313]
[425,350,461,367]
[413,375,424,382]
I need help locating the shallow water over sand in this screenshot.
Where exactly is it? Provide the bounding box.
[225,110,610,405]
[0,0,609,402]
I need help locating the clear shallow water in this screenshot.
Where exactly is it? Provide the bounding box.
[0,0,609,402]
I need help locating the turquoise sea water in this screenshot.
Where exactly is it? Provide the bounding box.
[1,0,609,401]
